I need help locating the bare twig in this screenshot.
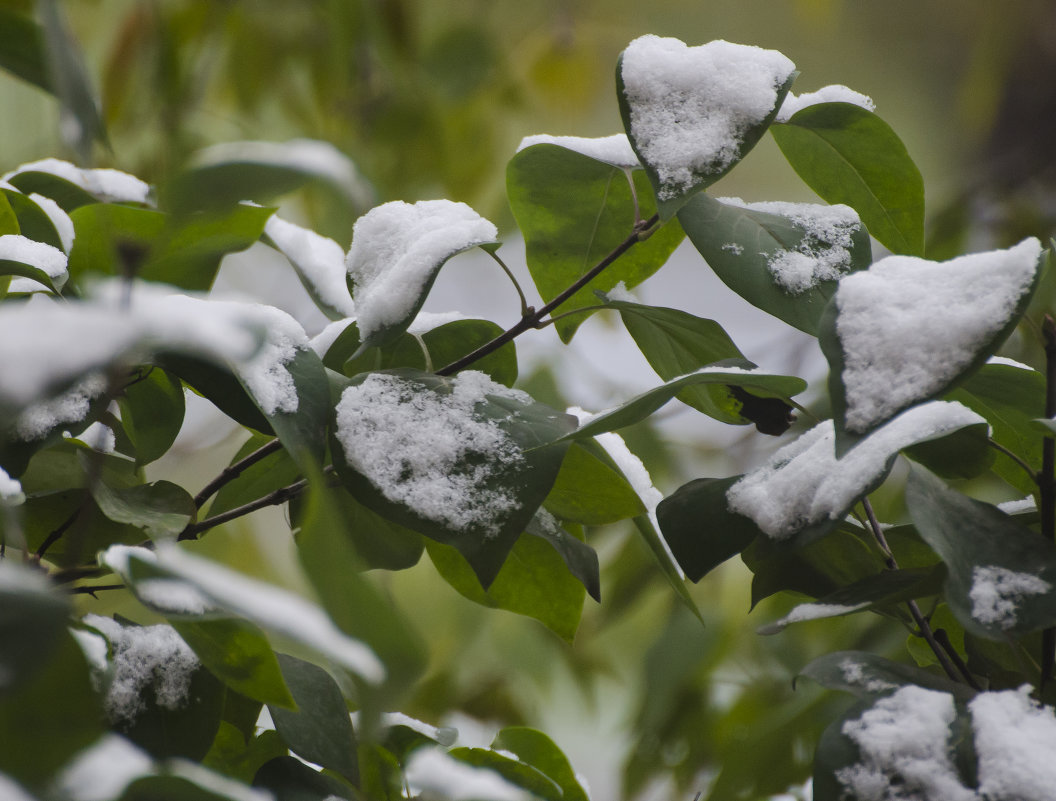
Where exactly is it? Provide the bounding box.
[193,438,284,509]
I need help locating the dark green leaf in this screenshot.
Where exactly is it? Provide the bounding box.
[331,369,575,589]
[771,103,925,255]
[90,479,196,539]
[676,192,871,335]
[507,143,683,341]
[617,45,796,219]
[0,8,48,92]
[492,727,589,801]
[3,189,64,249]
[543,439,645,525]
[0,256,60,293]
[799,650,974,700]
[160,354,272,434]
[7,170,98,212]
[118,367,186,466]
[905,466,1056,638]
[248,348,329,472]
[561,364,806,440]
[426,530,588,642]
[252,756,355,801]
[447,747,564,801]
[901,420,993,479]
[269,653,358,784]
[0,562,70,690]
[657,476,762,582]
[67,203,166,284]
[202,725,287,786]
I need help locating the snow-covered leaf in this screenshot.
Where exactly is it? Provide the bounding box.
[263,214,355,320]
[617,35,796,219]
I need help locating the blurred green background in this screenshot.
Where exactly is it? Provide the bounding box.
[6,1,1056,798]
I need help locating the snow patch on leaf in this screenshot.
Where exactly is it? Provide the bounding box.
[517,133,640,167]
[969,566,1051,630]
[775,84,875,122]
[3,158,150,204]
[265,214,356,318]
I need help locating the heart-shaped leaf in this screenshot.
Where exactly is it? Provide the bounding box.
[821,237,1042,446]
[677,193,871,335]
[617,35,797,219]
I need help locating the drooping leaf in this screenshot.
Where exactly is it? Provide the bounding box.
[159,354,271,435]
[90,479,196,539]
[6,170,99,212]
[2,189,64,250]
[507,143,684,341]
[331,368,575,589]
[677,192,871,335]
[492,727,590,801]
[560,363,806,440]
[269,653,358,784]
[616,37,796,219]
[118,367,186,467]
[905,466,1056,639]
[447,747,564,801]
[0,8,49,93]
[524,513,600,602]
[771,103,925,255]
[799,650,975,701]
[632,514,704,625]
[543,439,646,526]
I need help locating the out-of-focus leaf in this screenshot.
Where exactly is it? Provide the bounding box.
[0,8,48,92]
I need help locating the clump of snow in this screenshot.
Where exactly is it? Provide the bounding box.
[517,133,640,168]
[605,281,637,303]
[83,614,200,724]
[969,565,1051,630]
[51,734,155,801]
[67,420,116,453]
[335,371,528,537]
[3,158,151,205]
[620,36,795,199]
[762,601,869,632]
[70,628,110,675]
[718,198,862,292]
[726,401,986,539]
[0,233,68,288]
[986,355,1034,370]
[309,318,355,357]
[839,659,897,693]
[29,192,75,252]
[100,543,385,683]
[346,200,497,342]
[835,238,1041,433]
[0,772,36,801]
[406,311,466,335]
[836,685,976,801]
[970,686,1056,799]
[13,373,106,441]
[265,214,356,318]
[134,577,216,616]
[721,242,744,255]
[0,466,24,505]
[404,747,531,801]
[997,497,1037,515]
[775,84,875,123]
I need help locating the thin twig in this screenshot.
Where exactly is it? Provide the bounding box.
[34,502,84,561]
[181,477,310,540]
[1040,314,1056,688]
[861,497,964,684]
[68,583,126,596]
[436,214,660,376]
[193,438,284,508]
[987,438,1040,488]
[934,628,982,690]
[485,249,531,317]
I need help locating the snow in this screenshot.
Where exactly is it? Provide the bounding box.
[2,158,151,204]
[606,281,637,303]
[619,36,795,199]
[191,137,371,206]
[0,233,68,286]
[335,371,528,537]
[29,191,75,252]
[69,420,117,453]
[517,133,640,167]
[406,310,466,335]
[763,601,869,631]
[970,686,1056,800]
[726,401,986,539]
[997,497,1037,515]
[404,747,532,801]
[834,238,1041,433]
[0,772,35,801]
[836,685,976,801]
[775,84,875,122]
[265,214,356,317]
[0,466,24,505]
[309,318,354,357]
[51,734,154,801]
[83,614,200,724]
[839,659,897,693]
[100,543,385,683]
[969,565,1051,629]
[70,627,109,675]
[12,373,106,441]
[346,199,497,342]
[134,577,216,615]
[987,355,1034,370]
[717,198,862,293]
[0,281,309,416]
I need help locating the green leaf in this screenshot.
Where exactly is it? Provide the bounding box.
[426,530,587,642]
[901,419,994,479]
[492,726,589,801]
[3,189,64,250]
[524,514,600,602]
[905,466,1056,638]
[0,193,17,238]
[562,364,806,440]
[657,477,762,582]
[159,354,271,434]
[202,726,288,786]
[118,367,187,466]
[246,348,329,471]
[38,0,108,156]
[757,566,943,634]
[90,479,196,539]
[947,362,1045,494]
[448,747,564,801]
[67,203,166,284]
[0,254,61,294]
[676,193,871,335]
[771,103,925,255]
[799,650,974,700]
[543,439,646,525]
[0,8,48,92]
[252,756,355,801]
[0,630,103,785]
[296,470,427,704]
[0,561,70,690]
[507,143,684,341]
[331,368,575,589]
[632,514,705,625]
[617,45,796,219]
[6,170,98,212]
[269,653,358,784]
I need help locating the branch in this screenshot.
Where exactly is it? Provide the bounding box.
[435,213,660,376]
[181,476,310,540]
[860,497,966,685]
[987,438,1039,487]
[1041,315,1056,688]
[194,438,284,508]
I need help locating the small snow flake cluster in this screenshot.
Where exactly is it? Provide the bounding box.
[718,198,862,293]
[335,371,529,537]
[517,133,640,168]
[620,36,795,199]
[83,614,199,725]
[775,84,875,122]
[969,565,1051,630]
[834,238,1041,432]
